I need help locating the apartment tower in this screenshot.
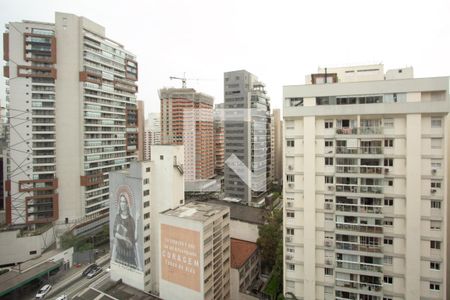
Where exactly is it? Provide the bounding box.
[144,112,161,160]
[214,103,225,175]
[273,108,283,185]
[160,88,214,182]
[3,12,139,225]
[283,64,450,300]
[224,70,272,206]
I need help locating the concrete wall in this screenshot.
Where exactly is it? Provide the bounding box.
[0,226,55,265]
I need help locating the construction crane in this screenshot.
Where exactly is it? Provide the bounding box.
[169,73,200,88]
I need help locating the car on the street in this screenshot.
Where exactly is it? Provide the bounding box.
[82,263,98,276]
[35,284,52,299]
[106,265,111,272]
[55,295,67,300]
[86,266,102,279]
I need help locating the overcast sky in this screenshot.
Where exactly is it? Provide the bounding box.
[1,0,449,115]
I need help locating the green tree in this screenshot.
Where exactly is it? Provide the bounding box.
[257,208,283,271]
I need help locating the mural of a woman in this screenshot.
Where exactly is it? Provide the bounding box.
[111,193,137,269]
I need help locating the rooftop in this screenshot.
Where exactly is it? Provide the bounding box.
[161,201,229,222]
[73,277,161,300]
[188,199,267,225]
[230,238,258,269]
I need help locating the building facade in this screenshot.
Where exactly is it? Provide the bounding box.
[230,238,260,300]
[144,112,161,160]
[109,145,184,293]
[3,12,139,225]
[160,88,214,182]
[214,103,225,175]
[159,201,231,300]
[223,70,272,206]
[273,109,283,185]
[283,64,450,300]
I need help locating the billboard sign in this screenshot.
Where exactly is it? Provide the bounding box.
[161,224,201,292]
[109,175,144,272]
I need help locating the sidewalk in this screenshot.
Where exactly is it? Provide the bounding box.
[10,247,61,272]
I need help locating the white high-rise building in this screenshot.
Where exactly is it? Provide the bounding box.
[3,12,139,225]
[283,64,450,300]
[144,112,161,160]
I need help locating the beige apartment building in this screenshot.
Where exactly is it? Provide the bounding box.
[159,201,231,300]
[3,12,139,225]
[283,64,450,300]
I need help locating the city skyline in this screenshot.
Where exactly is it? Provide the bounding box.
[1,0,449,114]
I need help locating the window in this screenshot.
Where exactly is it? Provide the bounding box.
[287,263,295,271]
[325,176,334,184]
[383,256,393,265]
[385,179,394,187]
[431,138,442,149]
[383,218,393,226]
[383,297,393,300]
[288,97,303,107]
[143,201,150,208]
[144,246,150,253]
[384,276,393,284]
[143,178,149,184]
[146,167,150,172]
[286,175,295,182]
[431,201,441,209]
[325,157,334,166]
[324,268,333,276]
[287,211,295,218]
[287,140,295,147]
[430,262,440,270]
[384,158,393,167]
[431,181,441,189]
[430,240,441,249]
[384,118,394,128]
[160,155,164,160]
[384,139,394,148]
[286,247,295,253]
[324,120,333,129]
[384,237,393,245]
[431,161,441,171]
[144,212,150,219]
[430,282,440,291]
[431,118,442,128]
[287,228,294,235]
[384,198,394,206]
[143,189,150,196]
[325,140,333,147]
[29,250,37,255]
[145,258,151,265]
[430,221,441,230]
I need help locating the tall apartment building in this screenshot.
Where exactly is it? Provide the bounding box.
[214,103,225,175]
[273,108,283,185]
[159,201,231,300]
[160,88,214,182]
[137,100,145,161]
[283,64,450,300]
[109,145,184,293]
[224,70,272,206]
[144,112,161,160]
[3,12,139,225]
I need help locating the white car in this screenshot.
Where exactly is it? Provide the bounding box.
[35,284,52,299]
[55,295,67,300]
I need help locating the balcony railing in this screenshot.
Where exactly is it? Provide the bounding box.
[335,203,382,214]
[336,261,383,273]
[335,241,382,253]
[336,184,383,194]
[336,127,383,135]
[336,222,383,233]
[336,147,383,155]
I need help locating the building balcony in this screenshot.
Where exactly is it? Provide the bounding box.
[336,147,383,155]
[336,184,383,194]
[335,203,382,214]
[336,261,382,273]
[336,127,383,135]
[336,222,383,234]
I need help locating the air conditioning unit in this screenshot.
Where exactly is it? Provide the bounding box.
[288,165,293,171]
[325,203,333,210]
[285,236,292,243]
[327,185,334,191]
[288,183,294,188]
[285,254,293,260]
[431,168,437,174]
[325,259,333,265]
[431,189,437,194]
[384,168,390,174]
[324,240,332,247]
